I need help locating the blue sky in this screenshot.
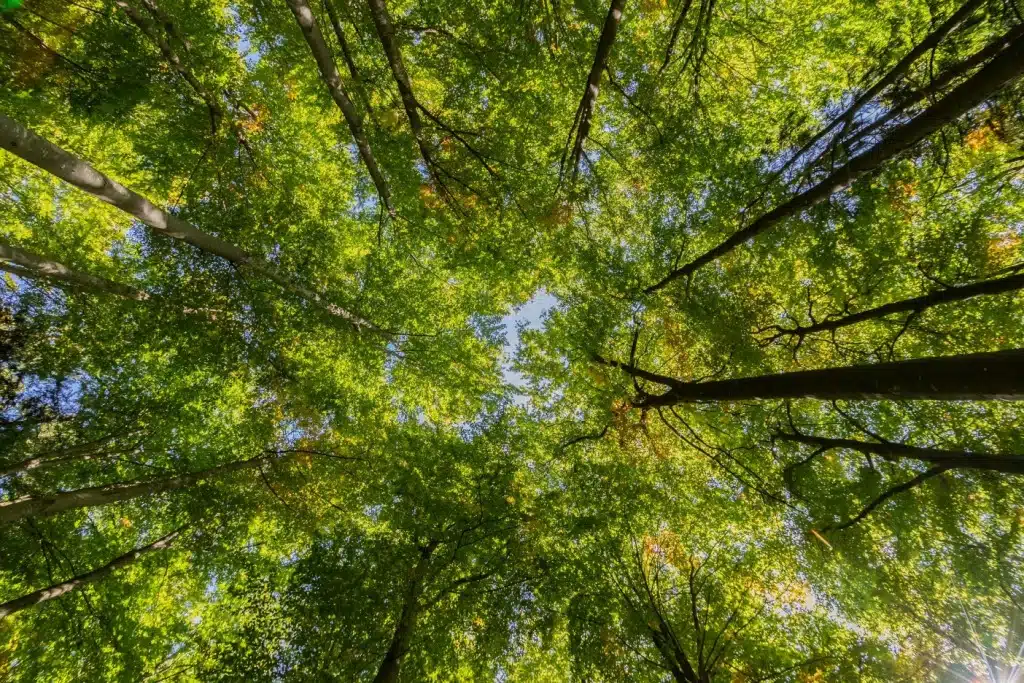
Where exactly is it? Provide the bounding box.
[500,289,558,388]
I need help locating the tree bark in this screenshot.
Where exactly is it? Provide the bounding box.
[778,432,1024,475]
[0,240,150,301]
[0,526,184,619]
[0,436,129,478]
[0,454,270,525]
[644,32,1024,294]
[324,0,372,113]
[612,349,1024,408]
[567,0,626,183]
[0,114,376,331]
[115,0,224,132]
[372,540,438,683]
[364,0,439,184]
[285,0,393,215]
[767,0,982,185]
[768,271,1024,340]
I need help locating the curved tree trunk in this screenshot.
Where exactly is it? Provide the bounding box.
[0,454,270,525]
[285,0,394,214]
[0,114,376,331]
[644,33,1024,293]
[0,526,184,619]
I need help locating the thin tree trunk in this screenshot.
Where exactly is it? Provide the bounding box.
[0,440,130,478]
[769,0,982,185]
[285,0,393,215]
[644,33,1024,294]
[364,0,439,184]
[566,0,626,183]
[0,526,184,619]
[777,433,1024,475]
[766,271,1024,341]
[115,0,224,132]
[323,0,373,113]
[0,454,270,525]
[596,349,1024,407]
[840,24,1024,154]
[0,114,377,331]
[0,240,150,301]
[372,540,438,683]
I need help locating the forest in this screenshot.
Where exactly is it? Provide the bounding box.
[1,0,1023,679]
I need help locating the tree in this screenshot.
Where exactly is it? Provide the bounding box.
[1,0,1022,679]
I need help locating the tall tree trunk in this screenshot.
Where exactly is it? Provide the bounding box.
[766,0,982,185]
[0,240,150,301]
[364,0,439,184]
[648,621,700,683]
[778,432,1024,475]
[0,454,270,525]
[0,434,131,479]
[372,540,438,683]
[114,0,224,132]
[597,349,1024,407]
[285,0,394,215]
[324,0,374,114]
[766,271,1024,341]
[566,0,626,183]
[0,526,184,619]
[644,33,1024,293]
[0,114,377,331]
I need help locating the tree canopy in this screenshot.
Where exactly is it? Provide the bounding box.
[1,0,1023,679]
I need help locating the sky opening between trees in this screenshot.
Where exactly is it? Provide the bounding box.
[1,0,1024,679]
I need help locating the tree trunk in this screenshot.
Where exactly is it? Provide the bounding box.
[778,432,1024,475]
[766,0,982,185]
[769,271,1024,340]
[285,0,393,215]
[0,438,128,479]
[364,0,439,184]
[372,540,438,683]
[114,0,224,132]
[324,0,374,113]
[0,114,376,331]
[0,454,270,525]
[619,349,1024,407]
[0,240,150,301]
[566,0,626,183]
[0,526,183,619]
[644,33,1024,293]
[648,622,700,683]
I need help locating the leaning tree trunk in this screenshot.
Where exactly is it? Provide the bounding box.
[372,541,438,683]
[601,349,1024,407]
[566,0,626,183]
[777,433,1024,475]
[365,0,441,185]
[285,0,393,214]
[0,114,376,331]
[768,270,1024,340]
[0,454,271,525]
[0,526,184,619]
[644,32,1024,293]
[0,240,150,301]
